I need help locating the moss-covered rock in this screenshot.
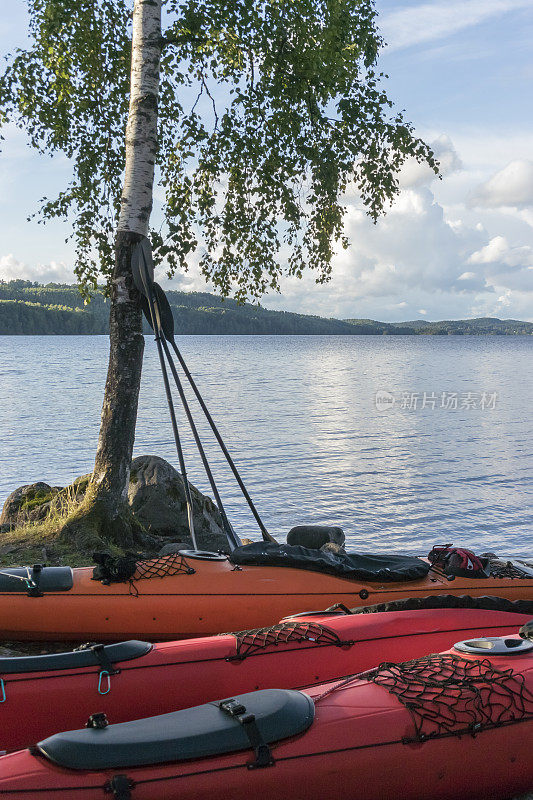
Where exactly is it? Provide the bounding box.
[0,482,58,527]
[0,456,230,560]
[128,455,228,551]
[0,475,94,530]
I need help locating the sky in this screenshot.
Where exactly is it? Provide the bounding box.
[1,0,532,322]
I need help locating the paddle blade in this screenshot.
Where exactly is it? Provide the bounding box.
[139,283,175,342]
[139,293,154,331]
[131,238,155,296]
[153,283,175,342]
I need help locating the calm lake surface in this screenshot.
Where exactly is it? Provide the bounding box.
[1,334,532,557]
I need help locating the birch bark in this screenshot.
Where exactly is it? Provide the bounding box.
[86,0,162,538]
[118,0,162,236]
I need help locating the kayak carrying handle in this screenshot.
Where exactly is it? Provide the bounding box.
[0,679,5,703]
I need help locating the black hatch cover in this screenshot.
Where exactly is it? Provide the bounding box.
[0,566,73,593]
[0,641,151,675]
[37,689,315,770]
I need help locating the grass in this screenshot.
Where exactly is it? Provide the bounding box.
[0,523,98,567]
[0,485,127,568]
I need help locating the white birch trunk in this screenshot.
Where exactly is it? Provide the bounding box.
[117,0,162,236]
[88,0,162,537]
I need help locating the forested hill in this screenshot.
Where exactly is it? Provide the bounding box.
[344,317,533,335]
[1,281,532,335]
[0,281,366,335]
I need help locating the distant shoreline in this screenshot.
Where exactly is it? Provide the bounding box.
[1,281,532,336]
[2,331,533,337]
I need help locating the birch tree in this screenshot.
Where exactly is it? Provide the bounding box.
[0,0,438,548]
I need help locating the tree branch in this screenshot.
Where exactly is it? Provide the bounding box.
[160,33,207,49]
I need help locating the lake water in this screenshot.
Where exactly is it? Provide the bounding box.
[1,334,532,557]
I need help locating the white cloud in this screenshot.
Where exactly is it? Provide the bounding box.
[399,134,462,188]
[263,132,533,322]
[268,184,487,318]
[380,0,532,52]
[445,131,533,172]
[0,249,211,295]
[470,160,533,208]
[516,209,533,229]
[496,289,513,307]
[331,185,488,297]
[468,235,533,270]
[0,254,76,284]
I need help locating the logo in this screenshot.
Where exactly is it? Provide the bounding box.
[375,390,395,412]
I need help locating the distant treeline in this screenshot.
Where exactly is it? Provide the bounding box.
[1,280,532,336]
[344,317,533,336]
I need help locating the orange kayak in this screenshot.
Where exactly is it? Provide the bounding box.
[0,546,532,641]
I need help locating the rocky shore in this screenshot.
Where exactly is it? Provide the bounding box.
[0,454,230,560]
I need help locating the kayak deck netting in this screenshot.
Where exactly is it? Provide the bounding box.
[133,554,195,581]
[226,621,354,660]
[125,553,196,595]
[367,653,533,742]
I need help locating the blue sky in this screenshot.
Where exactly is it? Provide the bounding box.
[1,0,532,321]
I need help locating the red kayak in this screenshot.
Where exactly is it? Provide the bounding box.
[0,595,531,752]
[0,628,532,800]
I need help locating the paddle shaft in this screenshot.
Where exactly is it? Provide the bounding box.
[140,264,198,550]
[131,235,274,545]
[159,335,240,550]
[167,338,277,545]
